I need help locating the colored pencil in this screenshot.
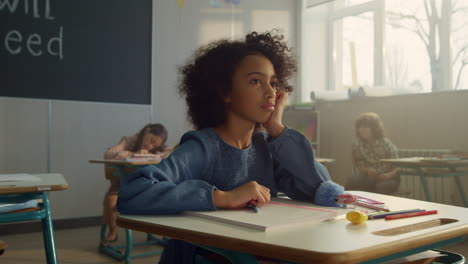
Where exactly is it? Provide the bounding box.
[355,200,390,212]
[247,203,260,213]
[368,209,425,220]
[367,208,420,216]
[385,210,438,220]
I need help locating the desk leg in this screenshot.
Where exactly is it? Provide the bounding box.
[417,168,432,202]
[124,229,133,264]
[115,166,135,264]
[41,192,58,264]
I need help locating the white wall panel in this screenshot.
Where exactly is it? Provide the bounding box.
[3,98,48,174]
[49,101,151,219]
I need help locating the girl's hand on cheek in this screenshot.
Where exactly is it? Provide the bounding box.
[213,181,271,209]
[262,91,287,138]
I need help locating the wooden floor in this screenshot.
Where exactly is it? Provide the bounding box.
[0,225,467,263]
[0,226,162,264]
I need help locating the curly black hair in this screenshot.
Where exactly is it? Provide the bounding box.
[178,29,297,130]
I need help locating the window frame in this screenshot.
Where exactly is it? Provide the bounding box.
[327,0,384,91]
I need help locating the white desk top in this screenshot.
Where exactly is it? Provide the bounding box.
[117,191,468,263]
[0,173,68,194]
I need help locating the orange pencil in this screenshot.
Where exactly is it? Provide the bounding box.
[385,210,438,220]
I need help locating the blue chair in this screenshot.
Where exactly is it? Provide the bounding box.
[0,192,57,264]
[433,249,466,264]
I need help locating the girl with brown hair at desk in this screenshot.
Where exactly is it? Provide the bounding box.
[102,123,171,246]
[351,112,401,194]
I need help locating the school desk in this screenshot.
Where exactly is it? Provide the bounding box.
[89,159,165,264]
[381,157,468,207]
[0,173,68,264]
[117,191,468,264]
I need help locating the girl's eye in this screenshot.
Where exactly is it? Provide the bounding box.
[250,79,261,85]
[271,82,279,89]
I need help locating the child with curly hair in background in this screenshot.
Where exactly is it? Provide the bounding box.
[351,112,401,194]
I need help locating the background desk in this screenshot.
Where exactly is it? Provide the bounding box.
[89,159,164,264]
[117,191,468,264]
[90,159,160,179]
[0,173,68,264]
[381,158,468,207]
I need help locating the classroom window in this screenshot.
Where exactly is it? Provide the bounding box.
[300,0,468,102]
[333,12,374,90]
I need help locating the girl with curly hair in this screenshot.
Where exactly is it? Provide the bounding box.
[117,30,353,263]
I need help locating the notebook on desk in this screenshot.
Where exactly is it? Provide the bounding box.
[184,198,341,231]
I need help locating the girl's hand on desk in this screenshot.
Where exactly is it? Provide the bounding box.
[213,181,271,209]
[136,149,150,154]
[115,150,133,160]
[336,194,357,204]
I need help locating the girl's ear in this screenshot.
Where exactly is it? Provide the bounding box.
[221,86,232,103]
[223,92,232,103]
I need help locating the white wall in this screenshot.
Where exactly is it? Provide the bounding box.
[1,0,298,220]
[48,101,151,218]
[2,98,49,174]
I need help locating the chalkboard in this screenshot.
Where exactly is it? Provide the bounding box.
[1,0,152,104]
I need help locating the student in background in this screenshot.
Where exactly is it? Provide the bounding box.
[117,30,354,263]
[351,112,400,194]
[102,123,171,245]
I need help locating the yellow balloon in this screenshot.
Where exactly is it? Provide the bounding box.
[346,211,368,224]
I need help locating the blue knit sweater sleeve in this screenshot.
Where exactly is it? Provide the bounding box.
[117,131,217,215]
[268,128,344,206]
